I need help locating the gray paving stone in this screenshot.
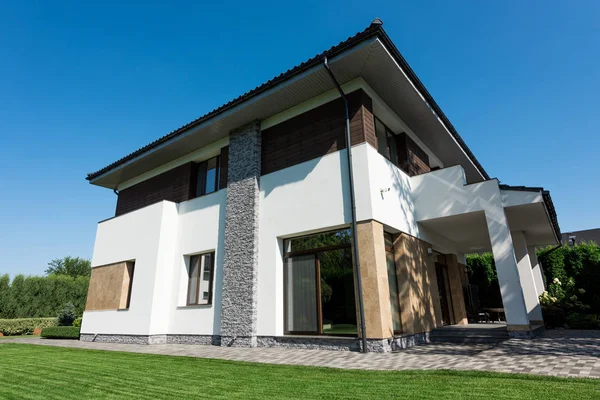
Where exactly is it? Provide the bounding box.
[2,329,600,378]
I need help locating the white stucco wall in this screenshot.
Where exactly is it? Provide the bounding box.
[82,191,226,336]
[354,145,463,254]
[354,144,419,236]
[257,149,353,336]
[82,201,179,335]
[168,191,226,335]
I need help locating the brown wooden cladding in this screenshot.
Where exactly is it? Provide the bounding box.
[114,88,375,215]
[261,89,375,175]
[396,132,431,176]
[85,261,134,311]
[393,233,443,334]
[115,146,229,216]
[115,162,195,216]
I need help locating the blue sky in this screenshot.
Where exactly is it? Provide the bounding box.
[1,1,598,276]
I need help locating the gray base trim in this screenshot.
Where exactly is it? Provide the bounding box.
[221,336,257,348]
[80,334,167,345]
[508,330,537,339]
[391,332,430,350]
[80,334,223,346]
[257,336,361,351]
[167,335,221,346]
[79,333,431,352]
[363,339,392,353]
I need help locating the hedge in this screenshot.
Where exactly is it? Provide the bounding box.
[41,326,80,339]
[0,318,57,336]
[466,253,502,308]
[539,242,600,314]
[0,274,89,319]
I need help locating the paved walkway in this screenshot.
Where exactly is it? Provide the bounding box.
[3,330,600,379]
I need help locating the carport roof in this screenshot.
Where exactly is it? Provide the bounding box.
[499,184,561,243]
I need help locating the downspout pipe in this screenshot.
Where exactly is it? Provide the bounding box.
[542,244,562,256]
[322,56,368,353]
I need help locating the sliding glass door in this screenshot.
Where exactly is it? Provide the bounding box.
[284,229,357,336]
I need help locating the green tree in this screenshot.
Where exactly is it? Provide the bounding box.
[45,256,91,278]
[0,274,11,318]
[9,275,26,318]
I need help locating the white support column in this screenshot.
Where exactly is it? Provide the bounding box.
[528,245,545,296]
[484,207,531,336]
[511,232,544,326]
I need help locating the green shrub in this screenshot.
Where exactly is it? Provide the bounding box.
[539,242,600,314]
[72,317,82,328]
[41,326,80,339]
[566,313,600,330]
[57,303,77,326]
[0,318,56,336]
[541,304,566,328]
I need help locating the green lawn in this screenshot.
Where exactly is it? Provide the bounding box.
[0,344,598,399]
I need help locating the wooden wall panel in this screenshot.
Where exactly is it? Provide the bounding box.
[393,233,443,334]
[116,162,195,216]
[396,133,431,176]
[261,89,374,175]
[85,261,133,311]
[114,90,375,215]
[446,255,468,325]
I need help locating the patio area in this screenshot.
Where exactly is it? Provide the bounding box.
[3,329,600,378]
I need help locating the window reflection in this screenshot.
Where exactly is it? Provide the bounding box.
[195,156,220,198]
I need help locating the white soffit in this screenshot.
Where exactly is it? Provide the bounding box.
[91,37,485,188]
[91,39,377,189]
[505,203,558,246]
[360,39,485,183]
[501,189,544,207]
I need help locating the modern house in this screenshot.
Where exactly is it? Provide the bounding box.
[81,19,560,352]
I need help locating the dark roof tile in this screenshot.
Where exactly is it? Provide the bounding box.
[87,22,489,182]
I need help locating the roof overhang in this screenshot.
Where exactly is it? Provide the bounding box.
[88,24,489,188]
[500,185,561,246]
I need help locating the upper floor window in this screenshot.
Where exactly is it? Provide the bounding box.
[374,116,430,176]
[195,156,220,197]
[375,117,398,166]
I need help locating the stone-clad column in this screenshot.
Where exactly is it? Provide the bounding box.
[220,120,261,347]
